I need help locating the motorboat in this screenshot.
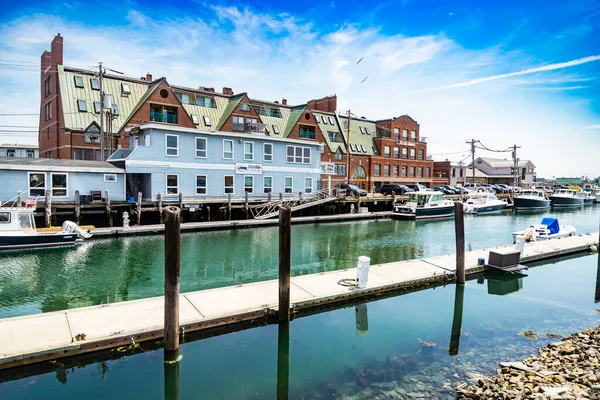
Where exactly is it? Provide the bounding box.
[0,202,91,251]
[391,191,455,220]
[463,192,507,214]
[512,217,576,242]
[595,188,600,204]
[577,191,595,205]
[550,189,584,208]
[513,189,550,210]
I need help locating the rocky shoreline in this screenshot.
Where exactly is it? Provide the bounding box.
[457,325,600,400]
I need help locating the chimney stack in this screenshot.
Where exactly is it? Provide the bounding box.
[274,100,279,104]
[41,50,51,73]
[50,33,63,66]
[282,98,287,105]
[223,87,233,95]
[146,73,153,81]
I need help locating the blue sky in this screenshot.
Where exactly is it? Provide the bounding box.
[1,0,599,177]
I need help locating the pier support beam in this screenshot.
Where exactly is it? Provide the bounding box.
[74,191,81,225]
[228,194,232,221]
[279,206,292,323]
[454,202,465,285]
[163,206,181,358]
[449,284,465,356]
[595,253,600,303]
[158,193,164,224]
[45,190,51,228]
[105,189,112,227]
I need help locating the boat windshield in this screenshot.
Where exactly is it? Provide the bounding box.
[408,193,430,206]
[18,213,36,235]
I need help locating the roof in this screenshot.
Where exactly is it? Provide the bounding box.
[338,114,377,156]
[0,144,38,149]
[476,157,535,169]
[0,157,124,173]
[313,110,347,153]
[465,168,490,178]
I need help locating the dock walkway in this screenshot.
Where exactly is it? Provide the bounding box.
[0,232,597,370]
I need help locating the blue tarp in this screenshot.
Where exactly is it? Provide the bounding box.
[541,217,559,234]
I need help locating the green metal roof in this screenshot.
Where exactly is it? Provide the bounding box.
[313,111,347,154]
[282,106,305,138]
[181,96,229,131]
[335,114,377,156]
[215,95,244,130]
[259,106,291,138]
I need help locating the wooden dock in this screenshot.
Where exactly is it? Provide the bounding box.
[0,232,597,370]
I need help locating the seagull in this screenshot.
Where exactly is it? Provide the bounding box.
[357,57,364,64]
[361,76,368,83]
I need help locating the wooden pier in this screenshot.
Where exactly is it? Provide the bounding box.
[0,232,597,370]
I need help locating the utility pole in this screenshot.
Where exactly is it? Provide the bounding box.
[511,144,521,198]
[466,139,479,184]
[345,110,351,185]
[98,62,105,161]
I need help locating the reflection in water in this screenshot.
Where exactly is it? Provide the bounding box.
[448,284,464,356]
[355,303,368,335]
[596,253,600,303]
[487,272,527,296]
[277,322,290,400]
[164,358,180,400]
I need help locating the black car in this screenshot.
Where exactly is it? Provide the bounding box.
[432,186,454,195]
[333,184,368,197]
[442,185,458,194]
[379,184,414,195]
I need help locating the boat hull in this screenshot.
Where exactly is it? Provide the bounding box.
[583,198,594,205]
[550,196,584,208]
[470,203,507,214]
[391,205,455,220]
[513,197,551,210]
[0,233,77,251]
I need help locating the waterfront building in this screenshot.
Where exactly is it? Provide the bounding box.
[0,158,125,202]
[433,160,468,186]
[108,124,323,200]
[0,144,38,159]
[470,157,536,187]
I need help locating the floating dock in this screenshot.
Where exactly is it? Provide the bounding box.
[0,232,597,370]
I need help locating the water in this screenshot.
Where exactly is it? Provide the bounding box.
[0,206,598,318]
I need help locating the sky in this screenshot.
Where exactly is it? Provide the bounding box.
[0,0,599,178]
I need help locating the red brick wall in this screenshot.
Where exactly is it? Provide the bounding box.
[286,110,320,141]
[219,95,261,132]
[307,95,337,113]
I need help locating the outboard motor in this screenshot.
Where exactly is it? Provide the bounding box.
[62,220,92,239]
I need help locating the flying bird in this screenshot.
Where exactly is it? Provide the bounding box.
[357,57,364,64]
[361,76,368,83]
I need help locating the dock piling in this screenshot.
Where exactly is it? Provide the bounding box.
[17,191,22,207]
[105,189,112,227]
[449,284,465,356]
[279,206,292,323]
[75,190,81,225]
[245,192,249,219]
[158,193,163,223]
[163,206,181,358]
[44,190,51,228]
[136,192,142,225]
[228,194,232,220]
[454,202,465,285]
[268,192,272,202]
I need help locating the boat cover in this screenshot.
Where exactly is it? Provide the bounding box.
[541,217,559,234]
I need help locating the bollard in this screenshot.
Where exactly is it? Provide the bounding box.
[355,256,370,289]
[122,211,130,227]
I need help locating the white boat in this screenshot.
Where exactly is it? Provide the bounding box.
[595,188,600,204]
[513,189,550,210]
[463,192,507,214]
[550,189,584,208]
[391,191,455,220]
[577,191,595,205]
[512,217,576,242]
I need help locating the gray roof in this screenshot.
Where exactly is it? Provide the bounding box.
[476,157,535,169]
[0,157,124,173]
[0,144,38,149]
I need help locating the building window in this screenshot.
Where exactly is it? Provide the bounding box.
[197,96,216,108]
[224,175,234,194]
[299,126,315,139]
[418,149,424,160]
[425,167,430,177]
[29,173,45,197]
[244,141,254,160]
[305,177,313,194]
[328,131,342,142]
[239,103,251,111]
[393,147,399,158]
[47,127,50,140]
[402,148,407,159]
[410,149,416,160]
[150,105,178,124]
[321,116,327,124]
[104,174,117,182]
[244,176,254,193]
[335,148,343,160]
[267,107,281,118]
[284,177,293,193]
[232,116,245,131]
[94,101,102,114]
[286,145,311,164]
[459,169,463,177]
[165,134,179,156]
[73,149,94,160]
[203,116,211,126]
[196,175,207,195]
[393,166,398,177]
[195,137,207,158]
[121,83,131,95]
[402,166,407,177]
[74,76,84,88]
[418,167,423,178]
[44,77,52,96]
[192,115,199,125]
[402,129,408,140]
[44,102,52,121]
[91,78,99,90]
[111,103,119,116]
[26,150,34,158]
[51,173,68,197]
[393,128,399,139]
[384,165,390,177]
[263,143,273,162]
[338,164,346,177]
[364,127,370,135]
[264,176,273,193]
[374,164,381,176]
[411,130,416,141]
[384,146,390,157]
[223,140,234,159]
[452,168,456,177]
[7,149,15,157]
[166,174,178,195]
[177,93,191,104]
[328,116,335,124]
[272,125,280,134]
[410,166,415,177]
[77,99,87,112]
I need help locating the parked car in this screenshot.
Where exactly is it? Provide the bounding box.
[442,185,458,194]
[491,184,508,194]
[405,184,428,192]
[379,184,414,196]
[432,186,454,195]
[450,186,469,194]
[333,184,368,197]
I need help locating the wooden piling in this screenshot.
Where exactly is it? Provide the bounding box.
[74,190,81,225]
[449,284,465,356]
[279,192,283,201]
[158,193,164,224]
[227,193,232,220]
[178,192,183,210]
[206,205,210,222]
[163,206,181,356]
[279,206,292,323]
[454,202,465,285]
[245,192,249,219]
[595,253,600,303]
[276,321,290,400]
[105,189,112,227]
[17,191,22,207]
[44,190,51,228]
[268,192,272,202]
[137,192,142,225]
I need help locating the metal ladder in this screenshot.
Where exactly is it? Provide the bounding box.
[249,189,338,220]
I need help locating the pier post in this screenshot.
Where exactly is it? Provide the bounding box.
[279,206,292,323]
[158,193,164,224]
[105,189,112,227]
[277,321,290,400]
[245,192,249,220]
[228,193,232,220]
[17,190,22,207]
[268,192,272,202]
[178,192,183,210]
[137,192,142,225]
[45,189,51,228]
[163,206,181,358]
[449,284,465,356]
[392,191,396,208]
[454,202,465,285]
[279,192,283,202]
[75,190,81,225]
[206,205,210,222]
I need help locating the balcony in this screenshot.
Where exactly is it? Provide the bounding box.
[150,111,178,124]
[246,122,267,135]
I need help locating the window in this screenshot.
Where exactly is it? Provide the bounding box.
[410,166,415,177]
[286,145,310,164]
[104,174,117,182]
[195,137,207,158]
[384,146,390,157]
[244,176,254,193]
[26,150,34,158]
[44,77,52,96]
[393,147,399,158]
[196,175,207,195]
[239,103,251,111]
[224,175,234,194]
[364,127,370,135]
[374,164,381,176]
[418,149,424,160]
[150,105,178,124]
[74,76,84,88]
[426,167,430,177]
[223,140,234,159]
[359,126,365,134]
[284,177,293,193]
[321,115,327,123]
[197,96,216,108]
[272,124,280,134]
[402,166,407,177]
[411,130,416,141]
[459,168,463,177]
[393,128,399,139]
[264,125,270,134]
[410,149,416,160]
[29,173,45,197]
[166,174,178,195]
[393,166,399,177]
[244,141,254,160]
[94,101,102,114]
[77,99,87,112]
[360,145,366,153]
[338,164,346,177]
[121,83,131,95]
[51,173,67,197]
[192,115,199,125]
[165,134,179,156]
[335,148,343,160]
[44,101,52,121]
[418,167,423,178]
[452,168,456,177]
[0,213,10,223]
[402,129,408,140]
[263,143,273,162]
[47,127,50,140]
[305,177,313,194]
[178,93,190,104]
[111,103,119,116]
[267,107,281,118]
[384,165,390,177]
[7,149,15,157]
[203,115,211,127]
[264,176,273,193]
[328,116,335,124]
[91,78,99,90]
[402,148,407,159]
[299,126,315,139]
[328,131,342,142]
[232,116,245,131]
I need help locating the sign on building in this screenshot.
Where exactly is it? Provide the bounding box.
[235,163,263,175]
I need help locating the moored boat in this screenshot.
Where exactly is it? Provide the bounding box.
[391,191,455,220]
[463,192,507,214]
[578,191,595,205]
[512,217,576,242]
[513,189,550,210]
[595,188,600,204]
[550,189,584,208]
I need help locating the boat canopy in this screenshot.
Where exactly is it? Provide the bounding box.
[540,217,559,234]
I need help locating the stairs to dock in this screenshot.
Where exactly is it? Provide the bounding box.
[249,189,337,220]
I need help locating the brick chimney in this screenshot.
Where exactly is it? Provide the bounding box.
[50,33,63,66]
[282,98,287,105]
[223,87,233,95]
[41,50,51,72]
[146,72,152,81]
[274,100,279,104]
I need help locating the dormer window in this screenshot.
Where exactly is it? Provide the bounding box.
[74,76,84,88]
[91,79,100,90]
[328,116,334,124]
[203,115,211,127]
[77,99,87,112]
[121,83,131,95]
[192,115,199,125]
[239,103,251,111]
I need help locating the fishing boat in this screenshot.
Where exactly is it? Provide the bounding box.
[513,189,550,210]
[0,201,91,250]
[391,191,455,220]
[463,192,507,214]
[550,189,584,208]
[512,217,576,242]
